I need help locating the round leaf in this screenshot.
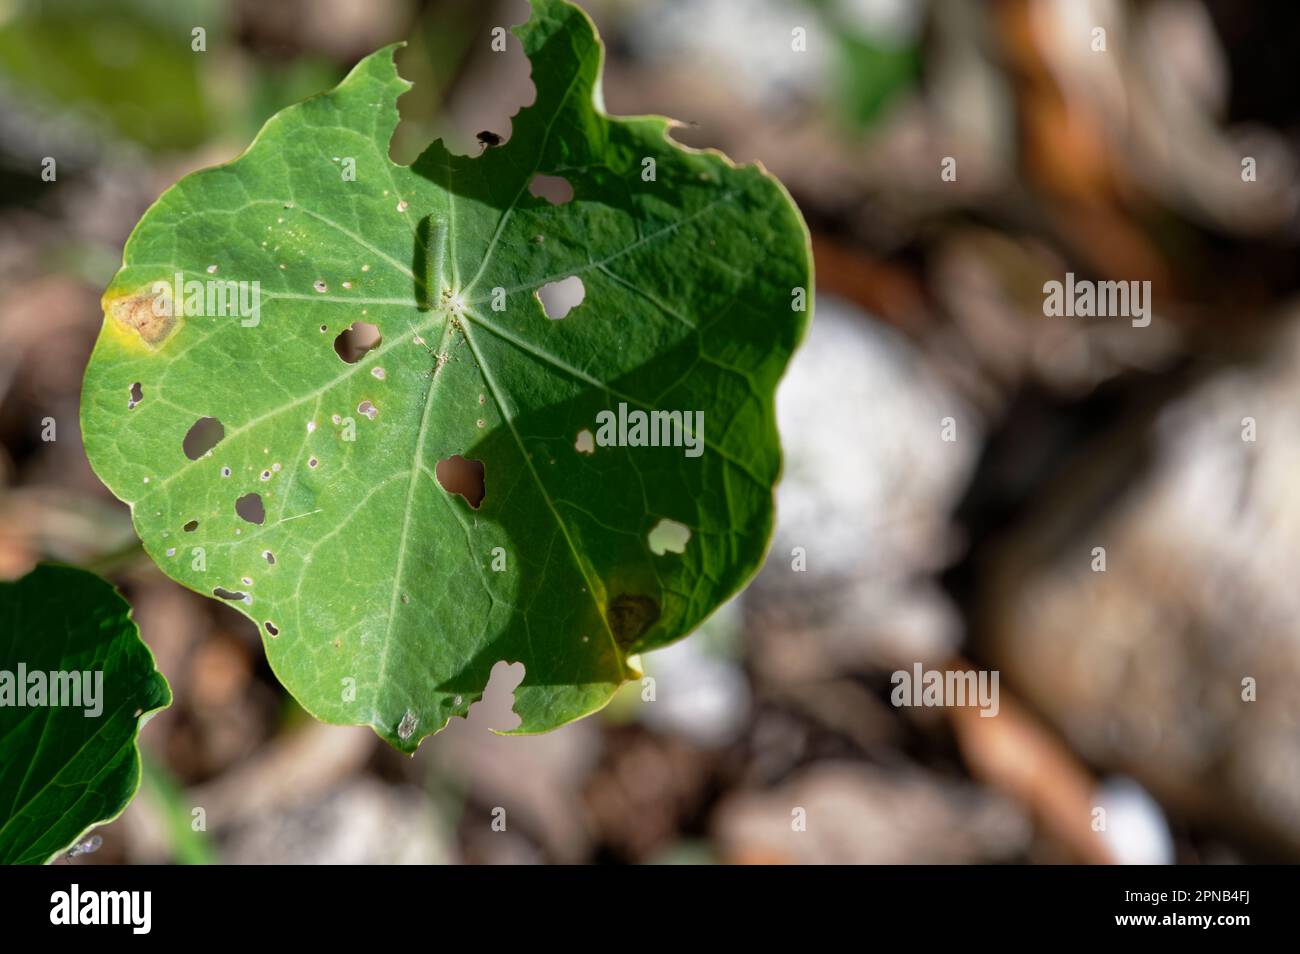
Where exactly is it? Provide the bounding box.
[81,0,811,752]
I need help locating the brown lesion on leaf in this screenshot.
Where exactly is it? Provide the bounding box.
[606,594,660,649]
[105,285,177,349]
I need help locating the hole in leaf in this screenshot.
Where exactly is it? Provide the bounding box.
[127,382,143,410]
[183,519,199,532]
[575,429,595,454]
[395,10,535,160]
[648,518,692,555]
[182,416,224,460]
[235,492,265,525]
[529,174,573,205]
[536,276,584,319]
[333,321,381,363]
[435,454,485,509]
[264,621,279,637]
[213,587,247,602]
[463,660,525,732]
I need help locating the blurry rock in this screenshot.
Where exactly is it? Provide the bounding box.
[188,721,376,827]
[638,642,750,748]
[618,0,833,109]
[583,726,716,862]
[746,708,818,786]
[420,660,600,864]
[637,599,750,748]
[220,778,453,864]
[1095,776,1175,865]
[746,295,976,682]
[714,762,1029,864]
[458,819,545,865]
[983,307,1300,857]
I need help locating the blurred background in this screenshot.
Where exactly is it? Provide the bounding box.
[4,0,1300,864]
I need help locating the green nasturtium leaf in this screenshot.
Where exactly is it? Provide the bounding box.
[81,0,812,752]
[0,565,171,865]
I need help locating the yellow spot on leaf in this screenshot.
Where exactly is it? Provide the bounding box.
[103,285,178,350]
